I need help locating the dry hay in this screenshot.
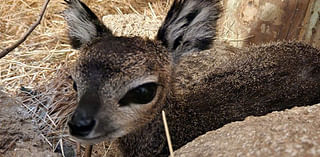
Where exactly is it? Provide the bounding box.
[103,14,161,38]
[0,0,170,156]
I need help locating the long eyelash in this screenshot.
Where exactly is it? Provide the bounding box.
[156,83,164,88]
[127,82,161,91]
[73,81,78,91]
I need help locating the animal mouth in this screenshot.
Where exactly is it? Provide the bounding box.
[70,128,120,144]
[71,135,106,144]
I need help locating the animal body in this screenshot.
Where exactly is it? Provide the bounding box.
[64,0,320,156]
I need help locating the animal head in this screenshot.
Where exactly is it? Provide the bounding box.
[64,0,220,143]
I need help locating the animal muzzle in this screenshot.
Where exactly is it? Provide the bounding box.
[68,110,96,137]
[68,88,101,137]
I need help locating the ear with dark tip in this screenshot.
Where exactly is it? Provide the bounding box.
[63,0,113,49]
[157,0,221,60]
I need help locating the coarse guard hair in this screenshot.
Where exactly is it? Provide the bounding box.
[63,0,113,49]
[157,0,221,60]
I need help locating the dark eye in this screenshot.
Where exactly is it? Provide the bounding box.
[73,81,77,91]
[119,83,158,106]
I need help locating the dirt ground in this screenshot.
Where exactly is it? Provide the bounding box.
[0,90,60,157]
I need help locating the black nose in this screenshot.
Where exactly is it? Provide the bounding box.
[68,111,96,137]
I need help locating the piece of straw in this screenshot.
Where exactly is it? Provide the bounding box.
[162,110,174,157]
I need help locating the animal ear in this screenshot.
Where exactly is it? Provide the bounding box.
[157,0,221,59]
[63,0,113,49]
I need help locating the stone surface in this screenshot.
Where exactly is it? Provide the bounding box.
[174,104,320,157]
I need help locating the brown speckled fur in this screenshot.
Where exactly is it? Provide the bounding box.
[116,41,320,156]
[63,0,320,156]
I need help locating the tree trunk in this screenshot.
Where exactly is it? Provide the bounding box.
[218,0,320,48]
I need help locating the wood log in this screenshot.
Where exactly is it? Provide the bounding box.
[218,0,320,48]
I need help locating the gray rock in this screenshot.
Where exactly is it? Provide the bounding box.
[174,104,320,157]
